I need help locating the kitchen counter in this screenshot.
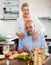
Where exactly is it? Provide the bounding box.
[0,41,14,45]
[0,35,19,45]
[45,38,51,42]
[0,55,51,65]
[45,38,51,53]
[45,37,51,46]
[0,37,19,54]
[0,59,27,65]
[46,55,51,65]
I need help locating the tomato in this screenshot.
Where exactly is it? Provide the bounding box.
[17,50,23,54]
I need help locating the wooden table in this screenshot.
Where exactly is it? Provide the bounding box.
[46,55,51,65]
[0,59,26,65]
[0,56,51,65]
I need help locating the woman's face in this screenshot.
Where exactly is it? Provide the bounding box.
[22,6,30,18]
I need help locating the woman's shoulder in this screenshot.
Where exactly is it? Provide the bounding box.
[17,17,23,21]
[31,16,37,20]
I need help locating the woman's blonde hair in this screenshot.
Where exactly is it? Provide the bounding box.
[21,3,29,10]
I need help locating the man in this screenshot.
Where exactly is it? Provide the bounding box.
[18,20,48,53]
[16,3,45,42]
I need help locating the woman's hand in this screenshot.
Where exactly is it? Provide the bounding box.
[32,32,38,42]
[19,33,25,39]
[16,33,25,39]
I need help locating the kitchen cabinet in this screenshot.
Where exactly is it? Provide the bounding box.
[1,0,19,20]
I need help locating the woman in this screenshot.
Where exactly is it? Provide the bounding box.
[16,3,45,42]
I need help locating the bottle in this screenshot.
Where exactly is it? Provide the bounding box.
[34,47,38,65]
[38,50,42,65]
[41,46,45,65]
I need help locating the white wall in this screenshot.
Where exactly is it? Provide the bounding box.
[0,20,17,36]
[50,0,51,18]
[0,0,51,37]
[19,0,50,17]
[39,19,51,37]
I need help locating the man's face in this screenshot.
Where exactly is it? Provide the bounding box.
[25,22,34,35]
[22,6,30,18]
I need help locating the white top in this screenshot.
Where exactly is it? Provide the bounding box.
[16,16,45,34]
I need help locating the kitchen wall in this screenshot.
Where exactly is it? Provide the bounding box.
[19,0,50,17]
[0,20,17,36]
[0,0,51,37]
[50,0,51,18]
[39,19,51,37]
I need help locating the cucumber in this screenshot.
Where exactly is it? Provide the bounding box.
[0,37,6,42]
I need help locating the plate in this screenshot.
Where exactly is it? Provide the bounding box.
[0,55,5,59]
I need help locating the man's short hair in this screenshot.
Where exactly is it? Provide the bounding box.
[25,20,35,30]
[21,3,29,10]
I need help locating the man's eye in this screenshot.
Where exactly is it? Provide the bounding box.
[30,27,32,28]
[26,26,32,29]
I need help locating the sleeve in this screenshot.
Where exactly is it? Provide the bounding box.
[16,18,25,34]
[40,34,48,53]
[18,39,24,50]
[16,18,21,33]
[32,16,45,33]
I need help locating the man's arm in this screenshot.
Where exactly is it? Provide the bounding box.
[18,39,24,50]
[18,38,29,52]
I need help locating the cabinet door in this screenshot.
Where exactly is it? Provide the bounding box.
[2,0,19,20]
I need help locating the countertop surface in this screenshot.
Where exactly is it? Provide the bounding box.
[45,38,51,42]
[0,56,51,65]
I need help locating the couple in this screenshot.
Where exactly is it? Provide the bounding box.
[16,3,48,52]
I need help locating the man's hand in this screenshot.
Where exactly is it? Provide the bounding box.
[32,32,38,42]
[22,46,28,52]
